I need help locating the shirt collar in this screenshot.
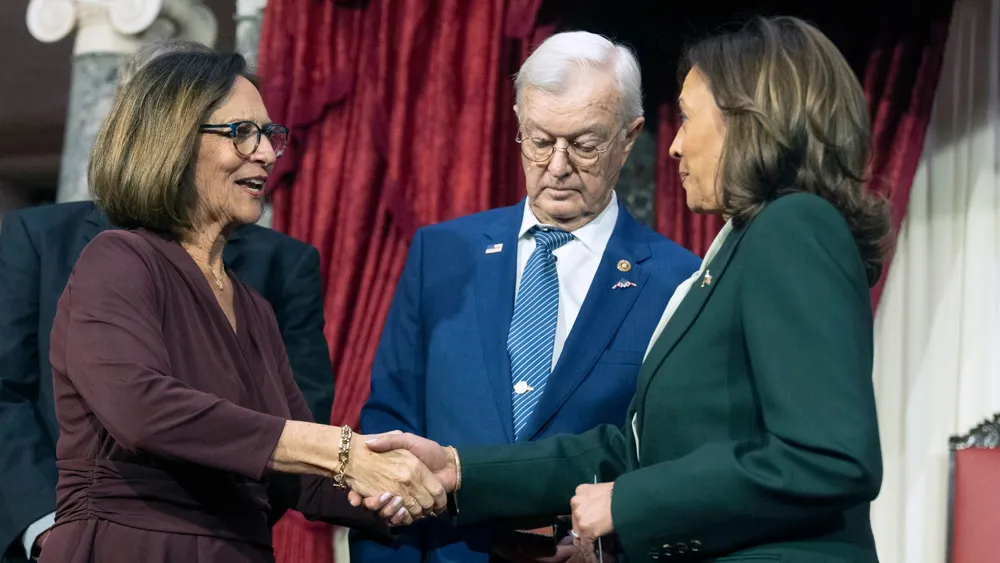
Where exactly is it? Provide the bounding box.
[700,218,735,270]
[518,191,619,255]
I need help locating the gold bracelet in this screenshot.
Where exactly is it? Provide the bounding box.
[449,446,462,491]
[332,425,352,489]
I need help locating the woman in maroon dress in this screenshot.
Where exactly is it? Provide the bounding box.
[40,51,443,563]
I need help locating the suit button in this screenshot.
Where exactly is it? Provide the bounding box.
[677,541,687,554]
[662,543,674,557]
[690,540,701,552]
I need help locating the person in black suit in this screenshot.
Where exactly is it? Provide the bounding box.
[0,41,336,563]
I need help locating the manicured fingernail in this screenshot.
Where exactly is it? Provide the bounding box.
[379,492,392,503]
[392,496,403,507]
[395,507,407,519]
[366,438,378,444]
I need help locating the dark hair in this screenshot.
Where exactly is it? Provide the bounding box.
[679,16,892,284]
[90,51,257,236]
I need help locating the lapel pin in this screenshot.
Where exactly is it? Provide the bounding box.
[617,259,632,272]
[612,279,637,290]
[485,243,503,254]
[514,381,534,395]
[701,270,712,287]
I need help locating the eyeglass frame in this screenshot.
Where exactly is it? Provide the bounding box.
[198,121,290,158]
[514,126,625,167]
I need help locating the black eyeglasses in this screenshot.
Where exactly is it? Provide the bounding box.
[199,121,290,158]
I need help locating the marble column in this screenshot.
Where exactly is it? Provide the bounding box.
[26,0,217,203]
[236,0,273,227]
[235,0,266,71]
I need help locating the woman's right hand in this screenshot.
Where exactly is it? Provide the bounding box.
[345,433,447,522]
[267,422,444,524]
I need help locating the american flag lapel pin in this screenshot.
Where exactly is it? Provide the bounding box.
[611,279,637,290]
[701,270,712,287]
[485,243,503,254]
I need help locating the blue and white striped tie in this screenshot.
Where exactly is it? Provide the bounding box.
[509,226,574,440]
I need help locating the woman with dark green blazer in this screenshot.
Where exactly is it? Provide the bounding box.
[357,16,891,563]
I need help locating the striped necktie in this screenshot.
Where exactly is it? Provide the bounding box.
[509,226,574,440]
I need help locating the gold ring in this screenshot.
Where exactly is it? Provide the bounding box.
[404,499,417,509]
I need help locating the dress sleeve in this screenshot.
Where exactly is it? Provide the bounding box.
[259,295,390,539]
[60,232,286,480]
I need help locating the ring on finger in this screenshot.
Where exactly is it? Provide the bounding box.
[570,529,580,539]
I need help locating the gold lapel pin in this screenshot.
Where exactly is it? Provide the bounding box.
[701,270,712,287]
[617,259,632,272]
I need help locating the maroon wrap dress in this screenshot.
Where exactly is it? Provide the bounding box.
[40,229,385,562]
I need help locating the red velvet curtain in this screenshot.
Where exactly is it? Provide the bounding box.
[862,17,951,307]
[654,11,952,310]
[258,2,553,562]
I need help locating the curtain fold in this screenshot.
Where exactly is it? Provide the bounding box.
[871,0,1000,559]
[864,1,954,307]
[257,2,554,561]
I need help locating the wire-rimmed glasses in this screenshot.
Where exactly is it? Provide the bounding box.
[514,130,618,167]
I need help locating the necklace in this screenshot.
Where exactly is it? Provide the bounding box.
[206,269,224,290]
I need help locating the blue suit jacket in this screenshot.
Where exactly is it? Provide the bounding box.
[352,201,699,563]
[0,201,334,562]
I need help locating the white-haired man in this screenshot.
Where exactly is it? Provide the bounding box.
[353,31,698,563]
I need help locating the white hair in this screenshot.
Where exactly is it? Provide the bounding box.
[515,31,643,125]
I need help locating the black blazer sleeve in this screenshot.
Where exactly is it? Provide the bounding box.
[0,214,58,559]
[270,245,334,425]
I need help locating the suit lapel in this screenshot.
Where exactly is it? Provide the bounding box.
[521,209,651,441]
[82,205,109,244]
[74,205,110,272]
[631,223,749,430]
[474,204,522,443]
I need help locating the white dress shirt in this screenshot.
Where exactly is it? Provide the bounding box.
[633,218,734,460]
[515,192,619,370]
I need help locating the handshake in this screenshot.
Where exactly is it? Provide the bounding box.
[315,427,618,562]
[339,430,457,525]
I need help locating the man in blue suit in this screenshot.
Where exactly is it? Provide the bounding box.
[352,31,699,563]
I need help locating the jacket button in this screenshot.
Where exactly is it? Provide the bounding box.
[662,543,674,557]
[677,541,688,554]
[690,540,701,552]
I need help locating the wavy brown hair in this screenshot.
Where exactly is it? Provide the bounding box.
[679,16,892,285]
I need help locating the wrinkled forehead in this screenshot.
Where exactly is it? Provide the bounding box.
[519,73,622,137]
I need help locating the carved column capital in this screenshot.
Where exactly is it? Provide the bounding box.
[26,0,217,54]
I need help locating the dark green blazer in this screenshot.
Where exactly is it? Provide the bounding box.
[454,193,883,562]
